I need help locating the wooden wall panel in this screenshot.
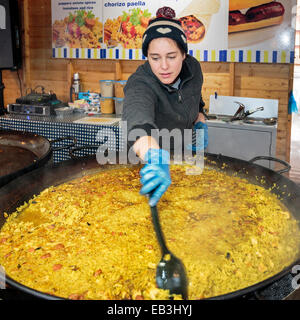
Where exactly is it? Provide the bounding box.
[2,70,23,103]
[1,0,294,162]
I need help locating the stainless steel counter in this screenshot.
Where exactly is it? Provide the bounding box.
[206,117,277,169]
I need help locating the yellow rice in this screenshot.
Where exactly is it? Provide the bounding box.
[0,164,299,300]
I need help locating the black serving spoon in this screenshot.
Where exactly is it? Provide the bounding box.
[150,202,188,299]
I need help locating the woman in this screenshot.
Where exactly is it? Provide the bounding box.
[122,7,208,207]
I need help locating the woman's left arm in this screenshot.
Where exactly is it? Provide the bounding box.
[195,112,206,124]
[189,112,208,151]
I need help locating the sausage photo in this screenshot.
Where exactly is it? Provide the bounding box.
[229,0,285,33]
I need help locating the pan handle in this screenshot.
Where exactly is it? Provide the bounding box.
[69,144,108,160]
[249,156,291,174]
[50,136,77,152]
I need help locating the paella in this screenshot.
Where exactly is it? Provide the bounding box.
[104,9,151,49]
[0,164,299,300]
[52,10,103,49]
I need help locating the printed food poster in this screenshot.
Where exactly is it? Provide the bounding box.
[228,0,294,51]
[103,0,159,49]
[176,0,228,50]
[51,0,297,63]
[52,1,103,48]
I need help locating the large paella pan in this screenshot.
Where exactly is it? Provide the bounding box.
[0,153,300,300]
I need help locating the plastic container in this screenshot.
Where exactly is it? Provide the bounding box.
[99,80,114,97]
[100,97,114,114]
[78,92,100,102]
[114,80,127,98]
[114,97,124,115]
[55,107,74,117]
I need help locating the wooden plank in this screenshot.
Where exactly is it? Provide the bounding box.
[67,60,74,101]
[30,70,68,82]
[202,87,229,96]
[79,72,116,82]
[23,0,31,90]
[235,76,289,91]
[201,62,230,74]
[203,74,231,92]
[115,61,122,81]
[234,89,288,98]
[73,60,116,73]
[81,82,100,94]
[235,63,290,78]
[29,80,69,101]
[27,0,51,28]
[120,60,143,74]
[30,59,69,71]
[229,63,235,96]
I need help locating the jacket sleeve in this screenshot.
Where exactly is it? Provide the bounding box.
[188,55,205,114]
[199,94,205,113]
[122,75,159,147]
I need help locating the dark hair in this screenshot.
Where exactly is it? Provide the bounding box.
[147,37,187,58]
[176,42,187,57]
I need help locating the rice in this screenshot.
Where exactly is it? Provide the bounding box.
[0,165,299,300]
[52,12,103,49]
[104,11,148,49]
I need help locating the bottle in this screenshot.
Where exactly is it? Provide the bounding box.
[70,73,82,102]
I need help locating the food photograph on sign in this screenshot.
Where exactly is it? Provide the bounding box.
[178,0,221,43]
[228,0,295,50]
[104,7,152,49]
[50,0,297,62]
[167,0,228,50]
[52,1,103,49]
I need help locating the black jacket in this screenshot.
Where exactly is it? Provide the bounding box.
[122,54,204,147]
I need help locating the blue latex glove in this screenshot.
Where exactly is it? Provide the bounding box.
[140,148,171,207]
[187,121,208,151]
[288,91,298,114]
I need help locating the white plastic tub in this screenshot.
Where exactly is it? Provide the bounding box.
[114,98,124,115]
[99,80,114,97]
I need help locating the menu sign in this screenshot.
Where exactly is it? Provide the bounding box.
[51,0,297,63]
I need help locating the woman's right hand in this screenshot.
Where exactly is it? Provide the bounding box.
[139,148,171,207]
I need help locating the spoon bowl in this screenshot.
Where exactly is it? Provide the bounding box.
[150,204,188,299]
[156,251,188,299]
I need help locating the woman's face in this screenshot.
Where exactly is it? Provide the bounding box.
[147,37,186,85]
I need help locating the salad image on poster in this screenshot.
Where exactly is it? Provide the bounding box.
[104,8,152,49]
[52,1,103,49]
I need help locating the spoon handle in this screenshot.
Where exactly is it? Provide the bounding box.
[150,205,170,256]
